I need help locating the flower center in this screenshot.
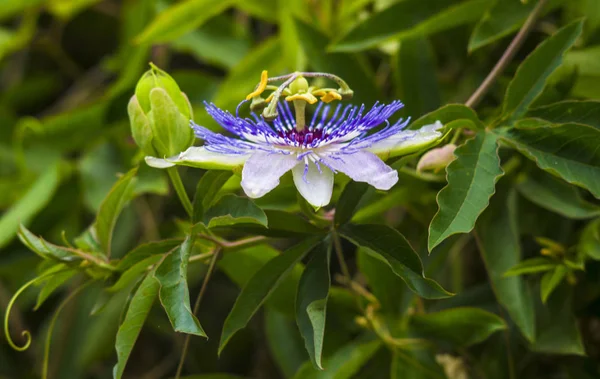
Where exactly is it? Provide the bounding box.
[277,128,326,146]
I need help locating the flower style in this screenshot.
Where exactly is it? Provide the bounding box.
[146,99,444,208]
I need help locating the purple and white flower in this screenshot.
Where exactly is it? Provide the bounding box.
[146,100,443,207]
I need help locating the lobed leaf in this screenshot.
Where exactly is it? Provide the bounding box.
[192,170,233,223]
[219,238,320,354]
[295,241,331,369]
[340,224,452,299]
[428,131,504,251]
[410,307,506,347]
[154,237,206,337]
[501,20,583,121]
[517,170,600,219]
[526,100,600,129]
[113,271,160,379]
[203,194,267,229]
[330,0,488,52]
[475,186,536,342]
[292,339,382,379]
[496,121,600,198]
[95,168,137,257]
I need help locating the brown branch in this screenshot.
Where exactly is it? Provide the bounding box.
[465,0,549,108]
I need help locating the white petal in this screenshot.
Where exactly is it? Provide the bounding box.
[292,161,334,208]
[241,152,299,198]
[323,151,398,190]
[145,147,250,170]
[145,156,176,168]
[366,121,444,159]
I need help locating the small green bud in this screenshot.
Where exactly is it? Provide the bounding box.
[130,63,195,157]
[289,76,309,94]
[135,63,191,119]
[127,95,156,156]
[148,88,194,157]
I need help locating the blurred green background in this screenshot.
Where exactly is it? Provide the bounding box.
[2,0,600,378]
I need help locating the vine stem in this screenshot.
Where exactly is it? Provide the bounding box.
[175,247,222,379]
[331,230,351,280]
[43,281,92,379]
[167,167,193,218]
[465,0,549,108]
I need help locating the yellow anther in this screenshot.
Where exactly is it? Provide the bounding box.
[265,93,275,103]
[320,91,342,103]
[246,70,268,100]
[285,93,318,104]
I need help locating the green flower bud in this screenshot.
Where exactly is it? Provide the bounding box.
[127,96,156,156]
[129,63,195,157]
[135,63,191,119]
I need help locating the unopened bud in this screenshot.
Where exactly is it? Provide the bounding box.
[129,63,194,157]
[417,144,456,173]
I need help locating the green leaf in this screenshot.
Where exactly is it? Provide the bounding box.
[504,257,557,277]
[265,308,307,378]
[0,160,61,249]
[410,307,506,347]
[475,186,536,342]
[540,265,568,304]
[527,100,600,129]
[428,131,504,251]
[95,168,137,257]
[469,0,533,52]
[296,241,331,369]
[292,339,382,379]
[113,271,159,379]
[357,249,406,315]
[501,20,583,120]
[495,121,600,198]
[34,267,77,310]
[219,238,320,354]
[154,237,205,337]
[393,36,440,118]
[203,194,267,229]
[241,210,324,237]
[134,0,235,44]
[340,224,452,299]
[532,285,584,355]
[579,219,600,260]
[391,350,447,379]
[192,170,233,223]
[172,15,249,70]
[408,104,484,131]
[329,0,489,52]
[218,244,304,316]
[109,255,162,292]
[293,19,379,104]
[17,224,105,265]
[116,239,182,271]
[517,170,600,219]
[334,181,369,227]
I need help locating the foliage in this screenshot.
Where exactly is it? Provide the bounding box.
[1,1,600,379]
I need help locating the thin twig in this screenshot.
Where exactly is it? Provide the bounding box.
[197,234,267,251]
[175,248,222,379]
[331,230,351,280]
[465,0,549,108]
